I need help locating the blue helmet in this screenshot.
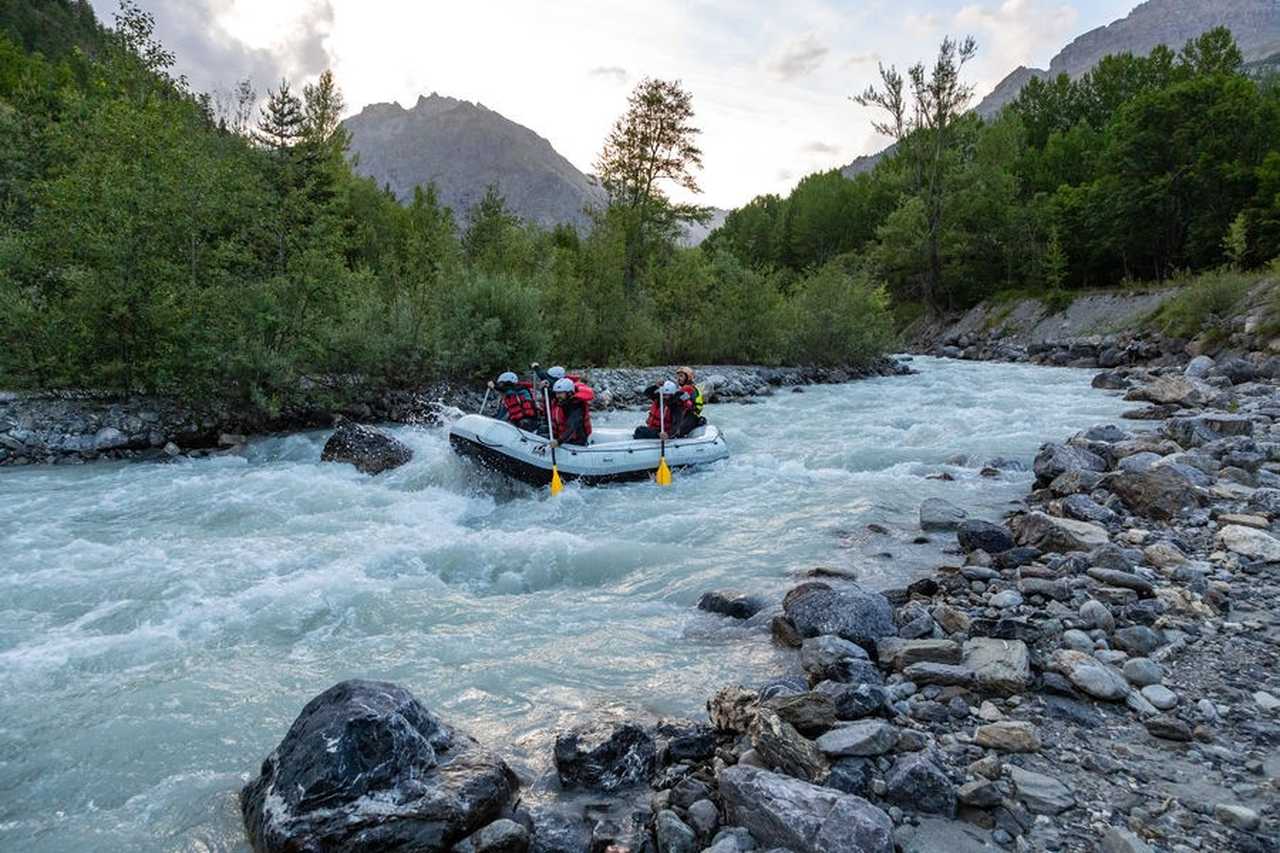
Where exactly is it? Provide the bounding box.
[547,366,566,380]
[496,371,518,386]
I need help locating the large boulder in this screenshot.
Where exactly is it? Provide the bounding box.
[718,766,894,853]
[553,721,655,791]
[1108,468,1206,521]
[1011,512,1109,552]
[783,584,895,652]
[321,421,413,474]
[1048,650,1129,701]
[1033,442,1106,486]
[882,752,956,817]
[240,680,518,853]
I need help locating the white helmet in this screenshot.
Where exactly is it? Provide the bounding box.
[659,380,679,395]
[552,377,575,394]
[547,366,566,380]
[496,371,518,385]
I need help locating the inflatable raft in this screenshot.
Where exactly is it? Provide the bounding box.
[448,414,729,486]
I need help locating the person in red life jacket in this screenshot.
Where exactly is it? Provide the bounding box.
[633,380,696,440]
[487,371,541,432]
[548,376,594,447]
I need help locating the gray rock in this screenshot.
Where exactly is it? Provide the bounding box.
[1061,629,1094,652]
[240,680,518,853]
[459,819,529,853]
[824,756,874,797]
[784,584,896,651]
[814,682,890,721]
[1034,442,1106,486]
[1140,685,1178,711]
[1144,715,1192,741]
[1012,511,1109,552]
[901,662,976,687]
[1079,599,1115,632]
[1007,765,1074,815]
[1101,827,1155,853]
[1108,468,1206,521]
[1050,650,1129,701]
[554,721,655,791]
[1117,452,1163,473]
[1050,469,1105,496]
[990,590,1022,608]
[655,810,698,853]
[1060,494,1118,524]
[321,422,413,474]
[876,638,961,671]
[719,766,894,853]
[687,799,720,837]
[1214,803,1261,831]
[1184,355,1215,378]
[815,720,899,757]
[1112,626,1162,656]
[957,521,1015,555]
[751,710,829,783]
[1218,524,1280,562]
[883,752,956,816]
[1122,658,1162,687]
[963,638,1032,696]
[974,721,1041,752]
[920,498,968,531]
[1087,568,1153,596]
[769,692,838,737]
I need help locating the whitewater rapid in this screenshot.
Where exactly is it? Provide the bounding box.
[0,357,1133,851]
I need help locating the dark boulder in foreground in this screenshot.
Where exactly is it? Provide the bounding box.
[321,421,413,474]
[240,680,518,853]
[553,721,656,791]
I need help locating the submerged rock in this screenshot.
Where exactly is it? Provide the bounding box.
[321,421,413,474]
[240,679,518,853]
[698,590,767,620]
[920,497,968,531]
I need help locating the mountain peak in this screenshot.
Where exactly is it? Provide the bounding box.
[344,92,605,229]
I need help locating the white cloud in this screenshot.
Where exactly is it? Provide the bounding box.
[766,34,830,80]
[955,0,1080,88]
[588,66,628,83]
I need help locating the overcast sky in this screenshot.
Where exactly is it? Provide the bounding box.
[89,0,1138,209]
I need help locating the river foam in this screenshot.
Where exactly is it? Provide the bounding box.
[0,357,1132,851]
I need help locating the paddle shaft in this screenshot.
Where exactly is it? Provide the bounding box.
[543,386,558,469]
[659,393,666,459]
[480,386,491,414]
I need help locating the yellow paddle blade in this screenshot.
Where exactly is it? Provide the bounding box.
[656,457,673,486]
[550,465,564,495]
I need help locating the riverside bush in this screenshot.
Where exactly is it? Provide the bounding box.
[1151,269,1256,339]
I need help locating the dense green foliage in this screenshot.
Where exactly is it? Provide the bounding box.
[0,2,892,408]
[707,28,1280,315]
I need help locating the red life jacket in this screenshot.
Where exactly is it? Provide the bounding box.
[552,382,594,443]
[646,392,690,431]
[501,383,537,423]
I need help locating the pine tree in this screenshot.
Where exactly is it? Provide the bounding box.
[254,79,303,152]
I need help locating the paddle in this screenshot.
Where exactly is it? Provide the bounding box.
[656,392,672,486]
[543,385,564,496]
[479,384,492,415]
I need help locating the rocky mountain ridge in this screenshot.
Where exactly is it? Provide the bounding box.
[344,93,606,231]
[843,0,1280,176]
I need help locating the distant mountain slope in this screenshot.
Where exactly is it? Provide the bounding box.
[344,93,606,230]
[974,0,1280,117]
[842,0,1280,174]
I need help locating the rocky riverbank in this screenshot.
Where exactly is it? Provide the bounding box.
[0,359,909,467]
[238,357,1279,853]
[910,279,1280,373]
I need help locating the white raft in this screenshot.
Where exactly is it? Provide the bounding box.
[447,414,729,485]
